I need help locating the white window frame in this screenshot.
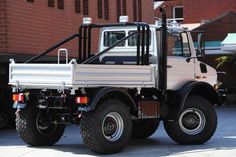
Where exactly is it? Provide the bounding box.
[173,6,184,21]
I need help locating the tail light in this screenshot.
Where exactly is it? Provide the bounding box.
[13,93,24,102]
[75,96,88,104]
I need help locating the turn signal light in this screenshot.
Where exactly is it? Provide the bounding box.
[214,84,219,90]
[13,93,24,102]
[75,97,88,104]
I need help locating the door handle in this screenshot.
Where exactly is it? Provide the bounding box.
[167,65,172,68]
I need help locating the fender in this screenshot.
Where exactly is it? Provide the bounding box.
[176,81,220,111]
[79,87,137,112]
[166,81,219,120]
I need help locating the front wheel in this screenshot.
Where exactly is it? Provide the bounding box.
[164,95,217,144]
[81,99,132,154]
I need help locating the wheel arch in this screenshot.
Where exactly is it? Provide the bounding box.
[167,81,220,119]
[178,81,220,109]
[85,87,137,112]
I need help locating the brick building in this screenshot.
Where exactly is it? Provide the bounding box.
[0,0,154,63]
[154,0,236,24]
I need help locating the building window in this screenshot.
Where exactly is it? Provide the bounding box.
[173,6,183,21]
[122,0,126,15]
[98,0,103,18]
[138,0,142,21]
[58,0,64,9]
[133,0,142,22]
[48,0,54,7]
[116,0,121,22]
[27,0,34,2]
[83,0,89,15]
[104,0,109,19]
[75,0,81,13]
[133,0,137,21]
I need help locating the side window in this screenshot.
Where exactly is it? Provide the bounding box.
[128,30,151,46]
[48,0,55,7]
[167,32,191,57]
[103,31,126,47]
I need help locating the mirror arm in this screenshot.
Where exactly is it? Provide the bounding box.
[186,57,194,63]
[186,55,204,63]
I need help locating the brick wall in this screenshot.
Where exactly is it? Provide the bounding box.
[184,0,236,23]
[142,0,154,23]
[155,0,236,24]
[7,0,86,58]
[0,0,7,53]
[1,0,154,60]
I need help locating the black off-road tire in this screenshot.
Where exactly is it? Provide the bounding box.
[80,99,132,154]
[164,95,217,144]
[16,104,65,146]
[131,119,159,139]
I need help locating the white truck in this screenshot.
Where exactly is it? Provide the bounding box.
[9,9,218,154]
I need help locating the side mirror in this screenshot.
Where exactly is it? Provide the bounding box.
[196,33,205,57]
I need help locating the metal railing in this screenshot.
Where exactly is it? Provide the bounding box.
[25,22,151,66]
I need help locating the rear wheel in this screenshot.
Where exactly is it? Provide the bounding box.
[164,95,217,144]
[16,103,65,146]
[81,99,132,154]
[131,119,159,139]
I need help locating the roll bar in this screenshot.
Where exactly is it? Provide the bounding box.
[25,22,150,65]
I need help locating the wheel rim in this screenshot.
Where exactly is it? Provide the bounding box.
[0,112,8,128]
[36,112,57,135]
[179,108,206,135]
[102,112,124,142]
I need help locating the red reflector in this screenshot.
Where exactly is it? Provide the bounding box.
[75,97,88,104]
[13,93,24,102]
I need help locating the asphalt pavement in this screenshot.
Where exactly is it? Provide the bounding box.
[1,106,236,157]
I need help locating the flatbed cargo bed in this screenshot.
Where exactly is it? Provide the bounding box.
[9,63,156,90]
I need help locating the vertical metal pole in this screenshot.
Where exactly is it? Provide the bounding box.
[137,24,141,65]
[146,24,150,65]
[88,25,93,58]
[159,7,167,102]
[83,26,88,61]
[78,26,83,62]
[141,24,145,65]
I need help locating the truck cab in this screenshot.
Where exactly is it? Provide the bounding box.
[98,21,217,90]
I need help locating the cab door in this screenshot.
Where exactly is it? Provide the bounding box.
[167,32,195,90]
